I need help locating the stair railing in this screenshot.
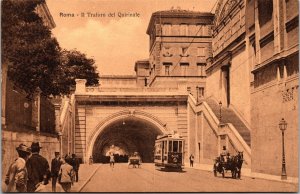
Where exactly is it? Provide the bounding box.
[188,94,251,166]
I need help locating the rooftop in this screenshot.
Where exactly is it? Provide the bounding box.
[147,9,214,34]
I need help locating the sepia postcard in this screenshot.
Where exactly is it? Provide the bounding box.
[1,0,299,192]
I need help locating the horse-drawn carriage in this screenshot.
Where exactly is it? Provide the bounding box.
[213,151,243,179]
[128,152,142,168]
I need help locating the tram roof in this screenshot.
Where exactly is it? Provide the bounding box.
[156,133,184,140]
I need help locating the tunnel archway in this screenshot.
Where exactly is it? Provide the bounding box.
[87,110,167,163]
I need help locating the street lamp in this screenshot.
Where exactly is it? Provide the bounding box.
[219,101,222,124]
[279,118,287,180]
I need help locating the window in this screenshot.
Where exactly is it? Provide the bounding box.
[197,63,206,76]
[197,87,205,98]
[163,24,172,35]
[258,0,273,27]
[196,24,203,36]
[202,25,208,36]
[165,66,169,75]
[180,63,189,76]
[163,62,172,76]
[168,141,172,153]
[173,141,178,152]
[180,24,188,36]
[164,141,167,154]
[179,141,183,153]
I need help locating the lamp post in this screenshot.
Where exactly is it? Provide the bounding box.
[279,118,287,180]
[219,101,222,125]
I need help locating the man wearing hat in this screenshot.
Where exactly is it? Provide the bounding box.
[51,151,62,192]
[26,142,51,192]
[5,143,31,192]
[70,154,80,182]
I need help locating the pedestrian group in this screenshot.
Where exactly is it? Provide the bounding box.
[4,142,80,192]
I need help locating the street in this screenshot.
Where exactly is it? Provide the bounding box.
[81,163,297,192]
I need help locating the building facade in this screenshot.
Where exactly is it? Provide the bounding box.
[249,0,299,177]
[145,10,214,99]
[207,0,251,125]
[206,0,299,178]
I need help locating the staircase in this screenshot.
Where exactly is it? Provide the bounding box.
[205,98,251,147]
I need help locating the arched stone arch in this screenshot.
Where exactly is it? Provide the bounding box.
[86,109,169,161]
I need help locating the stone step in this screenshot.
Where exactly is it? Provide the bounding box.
[205,98,251,147]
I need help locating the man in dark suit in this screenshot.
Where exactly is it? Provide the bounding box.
[70,154,80,182]
[51,151,62,192]
[26,142,50,192]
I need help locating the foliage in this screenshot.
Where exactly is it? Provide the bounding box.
[53,49,99,95]
[2,0,99,97]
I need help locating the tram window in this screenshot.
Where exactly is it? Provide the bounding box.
[173,141,178,152]
[164,141,167,154]
[179,141,182,153]
[169,141,173,152]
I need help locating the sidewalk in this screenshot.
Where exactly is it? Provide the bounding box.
[43,163,100,192]
[185,163,298,184]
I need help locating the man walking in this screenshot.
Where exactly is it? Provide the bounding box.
[59,158,74,192]
[51,151,62,192]
[109,152,115,168]
[189,154,194,167]
[70,154,80,182]
[26,142,51,192]
[5,144,31,192]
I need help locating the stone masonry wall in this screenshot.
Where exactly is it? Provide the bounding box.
[2,130,59,180]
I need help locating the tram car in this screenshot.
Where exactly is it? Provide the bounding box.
[154,133,185,169]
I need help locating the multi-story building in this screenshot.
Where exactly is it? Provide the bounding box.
[144,9,214,98]
[207,0,251,124]
[249,0,298,178]
[206,0,298,179]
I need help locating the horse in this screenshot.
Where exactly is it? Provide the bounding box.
[213,151,243,179]
[232,151,243,179]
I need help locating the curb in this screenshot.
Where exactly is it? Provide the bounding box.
[77,165,101,192]
[185,164,298,185]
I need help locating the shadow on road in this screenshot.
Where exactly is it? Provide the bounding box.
[157,167,186,173]
[214,174,242,180]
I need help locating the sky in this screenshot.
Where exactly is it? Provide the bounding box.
[47,0,217,75]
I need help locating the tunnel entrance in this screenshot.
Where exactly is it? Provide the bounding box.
[92,116,163,163]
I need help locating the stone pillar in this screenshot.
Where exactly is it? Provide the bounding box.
[54,103,61,133]
[55,104,63,155]
[75,79,87,93]
[32,88,41,132]
[1,61,8,129]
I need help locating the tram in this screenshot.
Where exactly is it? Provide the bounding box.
[154,133,185,169]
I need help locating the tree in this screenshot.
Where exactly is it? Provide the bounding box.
[51,49,99,95]
[2,0,99,97]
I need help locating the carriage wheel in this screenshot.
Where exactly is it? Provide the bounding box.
[231,171,235,178]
